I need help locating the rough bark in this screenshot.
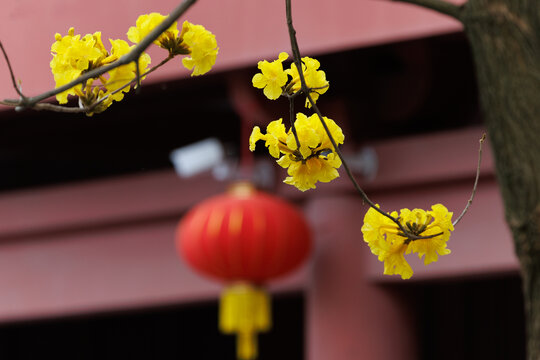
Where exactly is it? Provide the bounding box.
[394,0,540,358]
[461,1,540,358]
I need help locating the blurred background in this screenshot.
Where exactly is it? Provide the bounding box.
[0,0,524,359]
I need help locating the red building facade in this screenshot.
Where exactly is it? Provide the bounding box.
[0,0,523,359]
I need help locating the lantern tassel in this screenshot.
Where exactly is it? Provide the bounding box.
[237,330,256,360]
[219,283,271,360]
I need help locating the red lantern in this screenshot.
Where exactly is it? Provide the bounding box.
[176,182,311,359]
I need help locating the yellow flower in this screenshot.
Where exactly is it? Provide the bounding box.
[362,206,397,257]
[252,52,289,100]
[405,204,454,265]
[382,243,414,279]
[278,153,342,191]
[50,28,111,104]
[249,113,344,191]
[249,119,288,158]
[180,21,219,76]
[361,204,454,279]
[286,56,329,107]
[104,39,151,102]
[128,15,218,75]
[75,78,113,116]
[127,13,182,53]
[50,28,151,112]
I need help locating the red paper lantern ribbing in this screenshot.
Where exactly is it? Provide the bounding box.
[176,182,311,360]
[177,182,311,283]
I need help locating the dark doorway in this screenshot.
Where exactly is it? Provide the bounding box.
[0,292,305,360]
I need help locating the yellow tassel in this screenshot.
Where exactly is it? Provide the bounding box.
[219,283,271,360]
[237,330,256,360]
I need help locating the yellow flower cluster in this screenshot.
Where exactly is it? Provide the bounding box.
[361,204,454,279]
[50,13,218,114]
[127,13,182,52]
[250,113,344,191]
[50,27,150,113]
[252,52,329,107]
[128,13,219,76]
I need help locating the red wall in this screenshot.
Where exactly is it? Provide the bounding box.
[0,2,512,358]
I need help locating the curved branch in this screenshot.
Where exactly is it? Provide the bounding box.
[392,0,464,21]
[0,41,25,99]
[285,0,472,242]
[285,0,423,240]
[453,133,486,226]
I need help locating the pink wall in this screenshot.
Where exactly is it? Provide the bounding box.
[0,171,309,322]
[306,196,419,360]
[0,125,518,358]
[1,0,462,105]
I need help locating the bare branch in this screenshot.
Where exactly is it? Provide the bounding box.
[453,133,486,226]
[30,103,86,113]
[1,99,85,113]
[14,0,197,111]
[0,99,19,106]
[391,0,464,21]
[0,41,26,99]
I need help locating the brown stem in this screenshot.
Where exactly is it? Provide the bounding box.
[288,97,302,150]
[453,133,486,226]
[135,58,141,90]
[27,103,86,113]
[0,41,25,99]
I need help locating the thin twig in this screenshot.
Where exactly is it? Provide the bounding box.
[453,133,486,226]
[0,99,18,106]
[391,0,464,21]
[288,97,301,149]
[135,58,141,92]
[31,103,87,113]
[0,41,25,99]
[12,0,197,111]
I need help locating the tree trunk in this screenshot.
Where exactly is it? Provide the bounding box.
[460,1,540,358]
